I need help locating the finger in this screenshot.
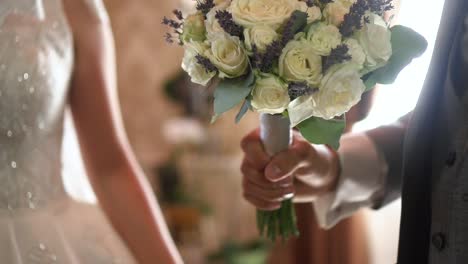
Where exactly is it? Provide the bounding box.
[291,130,315,157]
[243,193,281,211]
[264,133,316,182]
[241,129,270,170]
[264,150,303,182]
[243,177,295,202]
[241,159,293,188]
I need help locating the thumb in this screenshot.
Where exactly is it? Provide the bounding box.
[264,150,302,182]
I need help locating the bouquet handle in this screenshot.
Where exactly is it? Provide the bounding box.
[258,114,299,241]
[259,114,292,156]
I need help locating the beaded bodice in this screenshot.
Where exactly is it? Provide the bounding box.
[0,0,73,210]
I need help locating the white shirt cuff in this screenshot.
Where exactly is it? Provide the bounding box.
[313,132,388,229]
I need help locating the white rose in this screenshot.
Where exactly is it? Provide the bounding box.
[229,0,298,29]
[181,12,206,43]
[288,63,365,125]
[306,22,342,56]
[181,41,216,86]
[251,73,290,114]
[344,38,366,69]
[279,39,323,86]
[206,33,249,78]
[323,1,349,26]
[357,13,392,71]
[244,25,279,52]
[297,2,322,24]
[315,63,365,119]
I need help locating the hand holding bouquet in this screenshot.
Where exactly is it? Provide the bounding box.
[163,0,427,241]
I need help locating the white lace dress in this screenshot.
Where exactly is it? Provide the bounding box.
[0,0,137,263]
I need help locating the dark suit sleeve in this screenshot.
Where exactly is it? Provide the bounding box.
[366,113,412,209]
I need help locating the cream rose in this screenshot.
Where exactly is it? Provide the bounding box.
[251,73,290,114]
[288,63,364,125]
[315,63,365,119]
[244,25,279,52]
[206,33,248,78]
[306,22,342,56]
[297,2,322,24]
[229,0,298,29]
[323,1,349,26]
[344,38,366,69]
[279,39,323,86]
[181,13,206,43]
[181,42,216,86]
[357,13,392,71]
[214,0,231,5]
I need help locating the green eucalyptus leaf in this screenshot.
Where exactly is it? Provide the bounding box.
[235,99,251,124]
[213,71,255,118]
[297,116,346,150]
[363,73,379,92]
[362,25,428,91]
[289,10,308,34]
[390,25,428,62]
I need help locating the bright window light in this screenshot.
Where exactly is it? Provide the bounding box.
[354,0,445,132]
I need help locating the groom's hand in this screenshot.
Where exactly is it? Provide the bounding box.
[240,129,340,211]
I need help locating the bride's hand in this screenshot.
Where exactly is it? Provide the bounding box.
[240,129,340,210]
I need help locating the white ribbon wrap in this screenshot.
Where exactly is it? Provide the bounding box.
[259,114,292,156]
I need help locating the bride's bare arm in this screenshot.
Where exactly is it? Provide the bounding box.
[63,1,183,263]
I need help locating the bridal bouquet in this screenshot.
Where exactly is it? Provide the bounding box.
[163,0,426,241]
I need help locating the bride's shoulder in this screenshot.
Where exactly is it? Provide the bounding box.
[62,0,109,25]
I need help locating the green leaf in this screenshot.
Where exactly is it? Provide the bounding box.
[297,116,346,150]
[235,99,251,124]
[363,25,428,91]
[363,73,379,92]
[213,71,255,117]
[289,10,308,34]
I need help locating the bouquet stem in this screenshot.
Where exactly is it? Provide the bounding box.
[258,114,299,241]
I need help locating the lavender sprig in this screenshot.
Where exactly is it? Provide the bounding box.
[173,9,184,20]
[368,0,394,15]
[162,15,183,45]
[288,82,318,100]
[162,16,183,30]
[281,12,301,46]
[195,54,218,73]
[318,0,334,4]
[339,0,368,37]
[252,41,283,73]
[195,0,215,16]
[339,0,394,37]
[253,11,306,72]
[215,10,244,39]
[304,0,316,7]
[162,10,184,45]
[322,44,352,72]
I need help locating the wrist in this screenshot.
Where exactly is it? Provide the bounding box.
[293,144,341,202]
[313,144,340,194]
